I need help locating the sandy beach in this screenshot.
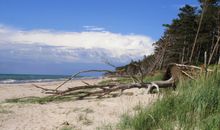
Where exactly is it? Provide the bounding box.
[0,78,157,130]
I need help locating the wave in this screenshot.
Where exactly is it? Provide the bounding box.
[0,78,67,84]
[0,77,100,84]
[0,79,17,84]
[0,74,100,84]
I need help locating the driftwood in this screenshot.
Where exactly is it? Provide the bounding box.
[32,63,213,98]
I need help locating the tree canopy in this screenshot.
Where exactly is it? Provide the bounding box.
[117,0,220,76]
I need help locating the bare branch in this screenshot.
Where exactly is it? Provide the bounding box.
[32,84,56,92]
[55,70,113,90]
[101,58,117,68]
[181,71,195,80]
[32,63,215,98]
[81,81,91,86]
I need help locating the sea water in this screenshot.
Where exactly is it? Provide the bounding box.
[0,74,71,84]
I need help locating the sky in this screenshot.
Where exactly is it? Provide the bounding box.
[0,0,200,75]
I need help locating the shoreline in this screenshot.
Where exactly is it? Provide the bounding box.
[0,76,104,85]
[0,77,157,130]
[0,78,105,102]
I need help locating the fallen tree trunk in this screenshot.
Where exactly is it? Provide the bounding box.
[33,80,174,98]
[32,63,213,98]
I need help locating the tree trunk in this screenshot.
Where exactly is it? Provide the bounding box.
[181,47,185,64]
[218,55,220,65]
[208,36,220,65]
[196,46,201,64]
[189,1,207,63]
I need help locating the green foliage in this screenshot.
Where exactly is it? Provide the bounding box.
[116,77,133,84]
[133,102,143,111]
[98,77,133,85]
[100,72,163,86]
[120,1,220,73]
[143,72,163,83]
[118,70,220,130]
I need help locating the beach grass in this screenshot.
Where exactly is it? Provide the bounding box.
[98,77,133,85]
[0,105,13,114]
[60,126,75,130]
[143,71,163,83]
[99,71,163,86]
[96,124,114,130]
[4,95,76,104]
[118,68,220,130]
[77,113,93,126]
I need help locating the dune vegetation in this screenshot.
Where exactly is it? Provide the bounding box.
[118,68,220,130]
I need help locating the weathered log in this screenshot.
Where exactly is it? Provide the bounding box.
[32,63,214,98]
[147,77,175,93]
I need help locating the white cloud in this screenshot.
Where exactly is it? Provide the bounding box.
[83,26,105,31]
[0,24,154,63]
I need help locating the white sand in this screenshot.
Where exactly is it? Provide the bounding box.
[0,78,158,130]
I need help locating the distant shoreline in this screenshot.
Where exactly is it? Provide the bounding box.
[0,78,105,101]
[0,73,103,84]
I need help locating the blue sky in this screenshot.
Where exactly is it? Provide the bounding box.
[0,0,200,75]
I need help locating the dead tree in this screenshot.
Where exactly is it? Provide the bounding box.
[32,64,214,98]
[189,0,207,63]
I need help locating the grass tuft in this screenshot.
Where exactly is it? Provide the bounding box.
[96,124,114,130]
[77,113,93,126]
[143,71,163,83]
[98,77,133,85]
[118,68,220,130]
[60,126,75,130]
[5,95,76,104]
[0,105,13,114]
[0,108,13,114]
